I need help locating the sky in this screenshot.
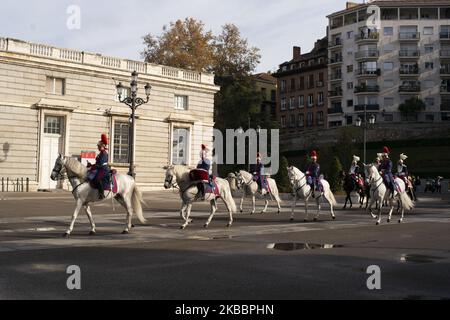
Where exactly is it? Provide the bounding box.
[1,0,347,73]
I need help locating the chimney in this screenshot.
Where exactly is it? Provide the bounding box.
[293,46,301,60]
[346,2,360,9]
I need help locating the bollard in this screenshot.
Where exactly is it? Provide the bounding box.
[21,177,24,192]
[26,178,29,193]
[1,177,3,192]
[6,177,8,192]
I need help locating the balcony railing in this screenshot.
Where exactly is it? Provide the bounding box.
[357,68,381,76]
[355,32,380,42]
[354,104,380,112]
[328,106,343,114]
[329,56,343,64]
[441,86,450,93]
[440,50,450,58]
[441,103,450,111]
[440,67,450,75]
[400,67,420,75]
[399,84,421,93]
[355,50,379,59]
[399,32,420,41]
[329,89,343,97]
[329,39,343,48]
[399,50,420,58]
[440,31,450,40]
[355,85,380,93]
[330,73,342,81]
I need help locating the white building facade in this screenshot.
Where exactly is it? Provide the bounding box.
[327,1,450,127]
[0,38,219,191]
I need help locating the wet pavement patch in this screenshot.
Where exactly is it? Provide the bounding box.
[400,254,445,263]
[267,243,344,251]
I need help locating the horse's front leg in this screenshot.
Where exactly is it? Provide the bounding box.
[181,204,193,230]
[84,205,96,235]
[366,197,377,219]
[204,200,217,228]
[261,197,269,214]
[239,194,245,214]
[122,196,134,234]
[304,197,310,222]
[314,196,322,221]
[290,194,297,222]
[251,195,256,215]
[64,200,83,237]
[376,199,384,225]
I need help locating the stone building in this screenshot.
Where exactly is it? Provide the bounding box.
[0,38,219,191]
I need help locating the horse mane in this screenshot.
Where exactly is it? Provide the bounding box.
[291,166,302,176]
[239,170,253,179]
[65,157,88,179]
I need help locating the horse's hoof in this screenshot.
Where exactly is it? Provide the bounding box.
[398,220,402,224]
[226,223,232,228]
[259,211,264,215]
[376,222,380,226]
[62,233,70,238]
[313,218,318,222]
[121,230,129,235]
[89,231,96,236]
[387,219,391,223]
[303,219,308,222]
[204,224,209,229]
[290,218,294,223]
[131,224,135,228]
[332,216,336,220]
[180,226,186,230]
[240,210,243,214]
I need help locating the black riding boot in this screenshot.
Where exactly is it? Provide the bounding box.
[97,181,105,199]
[198,183,205,201]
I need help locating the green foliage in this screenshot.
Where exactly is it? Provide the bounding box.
[328,157,343,193]
[274,156,291,193]
[399,97,426,117]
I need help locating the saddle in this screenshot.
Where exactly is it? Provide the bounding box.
[89,169,118,194]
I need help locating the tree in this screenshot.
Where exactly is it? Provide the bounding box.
[274,156,290,193]
[328,156,343,193]
[334,127,360,170]
[213,24,261,79]
[399,97,426,119]
[142,18,215,72]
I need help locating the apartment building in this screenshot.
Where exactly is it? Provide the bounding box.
[327,1,450,127]
[274,38,328,150]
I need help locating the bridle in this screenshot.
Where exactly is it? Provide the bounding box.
[236,174,254,190]
[290,171,311,195]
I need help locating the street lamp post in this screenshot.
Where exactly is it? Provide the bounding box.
[116,71,152,179]
[355,106,376,164]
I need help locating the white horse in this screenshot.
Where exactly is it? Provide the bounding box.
[287,166,337,222]
[228,171,281,215]
[163,165,237,229]
[364,164,414,225]
[50,155,147,237]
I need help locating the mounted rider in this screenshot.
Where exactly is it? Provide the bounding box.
[379,146,395,198]
[196,144,211,200]
[252,152,265,191]
[87,134,110,199]
[305,150,321,197]
[349,155,363,188]
[396,153,410,185]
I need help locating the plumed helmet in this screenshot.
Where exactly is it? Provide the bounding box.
[353,155,361,163]
[399,153,408,161]
[98,134,108,147]
[310,150,318,159]
[382,146,391,156]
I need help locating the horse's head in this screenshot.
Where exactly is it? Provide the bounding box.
[287,166,304,187]
[50,154,66,181]
[235,171,245,190]
[363,163,377,182]
[227,173,238,191]
[163,165,175,189]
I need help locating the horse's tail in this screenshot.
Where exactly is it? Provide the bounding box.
[222,180,237,214]
[131,184,147,224]
[399,191,414,211]
[327,190,338,207]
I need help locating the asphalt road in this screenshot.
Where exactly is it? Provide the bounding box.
[0,190,449,300]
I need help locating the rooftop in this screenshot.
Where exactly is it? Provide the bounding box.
[0,37,215,86]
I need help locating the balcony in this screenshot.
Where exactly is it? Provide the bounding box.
[399,49,420,59]
[440,50,450,59]
[354,104,380,112]
[355,84,380,94]
[400,66,420,77]
[330,73,342,81]
[441,103,450,111]
[399,84,421,93]
[328,88,343,98]
[399,32,420,41]
[328,106,343,114]
[316,81,325,87]
[355,50,379,60]
[329,56,343,64]
[329,39,343,49]
[355,32,379,43]
[440,66,450,76]
[441,85,450,94]
[356,68,381,78]
[440,31,450,41]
